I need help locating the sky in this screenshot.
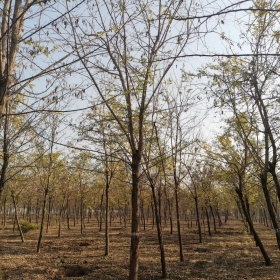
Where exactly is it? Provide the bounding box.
[11,0,263,155]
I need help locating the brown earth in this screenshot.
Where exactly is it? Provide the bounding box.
[0,217,280,279]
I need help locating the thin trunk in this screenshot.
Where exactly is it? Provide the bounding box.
[194,197,202,243]
[205,208,211,236]
[99,192,104,232]
[263,208,269,227]
[27,199,31,223]
[73,199,77,227]
[210,205,217,232]
[22,204,26,220]
[215,205,222,227]
[37,121,55,252]
[11,193,24,242]
[236,198,249,233]
[151,184,167,278]
[261,174,280,249]
[58,196,66,237]
[80,195,83,234]
[37,188,48,253]
[105,182,109,256]
[66,198,70,230]
[224,208,229,223]
[163,203,167,227]
[158,186,162,225]
[236,188,271,265]
[109,208,113,227]
[46,196,52,234]
[2,196,6,226]
[140,198,145,231]
[175,186,184,262]
[35,198,39,224]
[118,200,122,225]
[124,204,128,228]
[151,200,154,229]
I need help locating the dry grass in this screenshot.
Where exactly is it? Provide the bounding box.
[0,217,280,279]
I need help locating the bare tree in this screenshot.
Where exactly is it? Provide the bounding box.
[65,0,199,278]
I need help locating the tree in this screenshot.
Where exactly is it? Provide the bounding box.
[201,0,280,251]
[78,104,120,255]
[66,1,199,278]
[142,120,167,278]
[209,122,271,265]
[0,0,89,124]
[35,112,61,253]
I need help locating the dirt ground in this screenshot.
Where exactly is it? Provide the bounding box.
[0,217,280,280]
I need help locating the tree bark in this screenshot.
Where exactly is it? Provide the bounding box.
[151,184,167,278]
[236,188,271,265]
[175,185,184,262]
[210,205,217,232]
[58,196,66,237]
[37,188,48,253]
[195,197,202,243]
[0,101,10,193]
[205,208,211,236]
[129,152,141,280]
[260,173,280,249]
[105,181,109,256]
[11,193,24,242]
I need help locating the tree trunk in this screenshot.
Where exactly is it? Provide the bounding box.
[194,197,202,243]
[205,208,211,236]
[261,174,280,249]
[140,198,145,231]
[210,205,217,232]
[37,188,48,253]
[151,184,167,278]
[158,186,162,226]
[263,208,269,227]
[27,199,31,223]
[0,101,10,193]
[66,198,70,230]
[105,182,109,256]
[11,193,24,242]
[175,186,184,262]
[35,198,39,224]
[224,208,229,223]
[151,200,155,229]
[2,196,6,226]
[73,199,77,227]
[236,188,271,265]
[215,205,222,227]
[129,152,141,280]
[58,196,66,237]
[46,196,53,234]
[99,192,104,232]
[80,196,84,234]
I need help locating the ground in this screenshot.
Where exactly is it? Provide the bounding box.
[0,217,279,279]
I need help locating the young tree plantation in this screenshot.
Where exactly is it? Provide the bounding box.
[2,0,280,279]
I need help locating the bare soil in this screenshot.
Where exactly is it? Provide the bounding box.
[0,217,280,279]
